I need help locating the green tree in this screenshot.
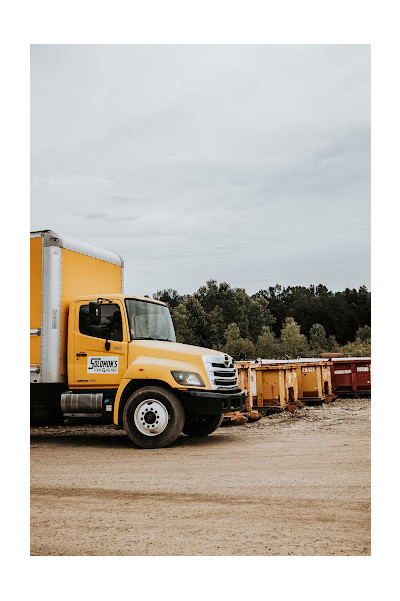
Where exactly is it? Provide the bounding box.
[255,326,279,359]
[356,325,371,342]
[279,317,309,358]
[326,334,341,353]
[153,288,185,309]
[247,295,276,342]
[309,323,328,355]
[255,283,371,344]
[341,338,371,357]
[172,297,225,349]
[156,280,371,350]
[223,323,255,360]
[195,279,275,342]
[171,298,209,346]
[206,306,225,350]
[171,302,192,344]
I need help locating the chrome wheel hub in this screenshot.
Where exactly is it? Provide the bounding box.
[134,399,169,436]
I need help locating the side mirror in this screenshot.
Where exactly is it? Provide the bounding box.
[89,302,102,325]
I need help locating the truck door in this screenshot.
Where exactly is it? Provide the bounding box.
[71,300,128,388]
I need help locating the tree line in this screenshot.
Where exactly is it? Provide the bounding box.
[153,280,371,360]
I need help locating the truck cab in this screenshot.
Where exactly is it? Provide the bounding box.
[63,294,245,447]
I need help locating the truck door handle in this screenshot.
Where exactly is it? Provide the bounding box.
[76,352,87,357]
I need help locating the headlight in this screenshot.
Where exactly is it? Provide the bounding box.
[171,371,205,387]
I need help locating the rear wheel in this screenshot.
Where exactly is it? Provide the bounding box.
[183,414,224,437]
[123,387,185,448]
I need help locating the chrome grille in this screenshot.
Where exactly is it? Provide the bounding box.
[202,354,239,390]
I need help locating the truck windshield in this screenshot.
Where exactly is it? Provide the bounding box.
[125,298,176,342]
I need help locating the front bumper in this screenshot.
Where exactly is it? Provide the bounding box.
[179,388,246,416]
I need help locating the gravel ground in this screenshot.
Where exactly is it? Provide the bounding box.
[30,397,370,556]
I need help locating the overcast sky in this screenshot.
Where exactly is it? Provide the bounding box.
[31,44,370,297]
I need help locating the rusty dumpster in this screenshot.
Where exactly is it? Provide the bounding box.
[328,357,371,397]
[277,358,334,404]
[235,361,300,413]
[321,361,334,402]
[223,361,261,423]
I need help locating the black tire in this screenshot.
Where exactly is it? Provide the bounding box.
[182,414,224,437]
[123,386,185,449]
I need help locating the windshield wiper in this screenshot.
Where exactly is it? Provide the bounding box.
[132,336,172,341]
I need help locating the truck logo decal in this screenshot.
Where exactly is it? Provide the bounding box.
[87,356,119,374]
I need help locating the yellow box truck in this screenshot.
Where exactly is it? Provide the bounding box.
[30,230,245,448]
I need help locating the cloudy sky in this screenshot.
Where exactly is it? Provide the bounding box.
[31,44,370,297]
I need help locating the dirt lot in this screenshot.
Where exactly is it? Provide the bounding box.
[30,397,370,556]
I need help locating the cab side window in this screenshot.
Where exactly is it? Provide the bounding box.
[79,304,123,342]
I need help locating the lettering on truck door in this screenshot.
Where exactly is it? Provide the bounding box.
[72,301,128,388]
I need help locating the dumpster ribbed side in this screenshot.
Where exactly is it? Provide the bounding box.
[330,357,371,396]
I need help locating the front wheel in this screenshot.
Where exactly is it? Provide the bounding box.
[182,414,224,437]
[123,387,185,448]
